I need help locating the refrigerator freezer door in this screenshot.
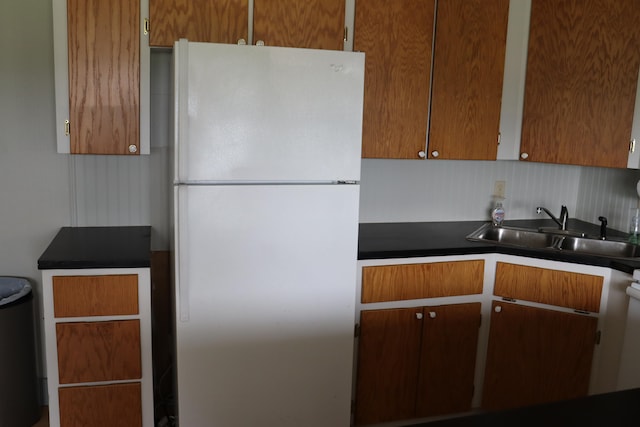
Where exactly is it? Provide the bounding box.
[173,40,364,183]
[174,184,359,427]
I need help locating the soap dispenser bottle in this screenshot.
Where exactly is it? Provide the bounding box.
[492,199,505,226]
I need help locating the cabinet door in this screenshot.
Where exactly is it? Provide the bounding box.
[59,383,142,427]
[253,0,345,50]
[355,307,423,425]
[56,320,141,384]
[428,0,509,160]
[149,0,248,47]
[361,260,484,303]
[53,275,139,317]
[354,0,435,159]
[482,301,598,411]
[519,0,640,168]
[67,0,140,154]
[416,303,481,417]
[494,262,603,313]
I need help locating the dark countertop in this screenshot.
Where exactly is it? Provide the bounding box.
[358,219,640,274]
[38,226,152,270]
[405,388,640,427]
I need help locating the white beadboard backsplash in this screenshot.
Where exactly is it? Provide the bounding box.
[577,166,640,233]
[359,159,583,223]
[69,150,640,247]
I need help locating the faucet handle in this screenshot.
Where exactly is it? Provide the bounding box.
[598,216,608,240]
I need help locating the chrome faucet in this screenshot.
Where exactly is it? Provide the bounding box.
[536,205,569,230]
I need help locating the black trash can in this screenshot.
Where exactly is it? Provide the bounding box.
[0,277,40,427]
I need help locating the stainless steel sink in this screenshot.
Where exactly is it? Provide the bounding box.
[466,223,640,259]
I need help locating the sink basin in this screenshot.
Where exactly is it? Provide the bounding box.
[466,223,640,259]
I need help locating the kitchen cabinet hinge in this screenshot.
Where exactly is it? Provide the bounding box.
[574,309,590,315]
[497,132,501,146]
[144,18,150,36]
[501,297,516,303]
[64,119,70,136]
[344,26,348,42]
[630,139,636,153]
[595,330,601,345]
[354,323,360,338]
[478,313,482,328]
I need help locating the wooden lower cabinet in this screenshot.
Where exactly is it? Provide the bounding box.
[482,301,598,411]
[56,320,141,384]
[59,383,142,427]
[42,270,153,427]
[355,303,481,425]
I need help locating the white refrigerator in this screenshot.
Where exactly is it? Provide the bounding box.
[171,40,365,426]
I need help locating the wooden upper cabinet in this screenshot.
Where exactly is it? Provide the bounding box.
[67,0,140,154]
[355,0,435,159]
[520,0,640,168]
[428,0,509,160]
[253,0,345,50]
[149,0,249,47]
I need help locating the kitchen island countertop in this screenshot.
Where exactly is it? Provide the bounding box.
[38,226,151,270]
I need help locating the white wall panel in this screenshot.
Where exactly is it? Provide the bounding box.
[71,155,150,227]
[1,0,72,404]
[576,167,640,233]
[359,159,582,223]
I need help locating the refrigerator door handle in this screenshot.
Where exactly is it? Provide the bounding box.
[175,39,189,183]
[176,186,190,322]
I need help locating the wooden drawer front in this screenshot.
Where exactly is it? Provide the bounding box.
[494,262,603,312]
[59,382,142,427]
[53,275,138,317]
[57,320,141,384]
[362,260,484,303]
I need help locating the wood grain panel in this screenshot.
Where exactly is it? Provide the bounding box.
[482,301,597,411]
[59,383,142,427]
[355,308,423,425]
[361,260,484,303]
[416,303,480,417]
[149,0,248,47]
[494,262,603,312]
[57,320,141,384]
[253,0,344,50]
[354,0,434,159]
[53,275,138,317]
[428,0,509,160]
[67,0,140,154]
[520,0,640,168]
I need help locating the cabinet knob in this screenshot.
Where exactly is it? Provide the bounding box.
[431,150,440,158]
[128,144,137,153]
[520,152,529,159]
[237,38,247,45]
[418,151,426,158]
[415,313,423,320]
[428,311,436,319]
[256,40,265,46]
[495,306,502,313]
